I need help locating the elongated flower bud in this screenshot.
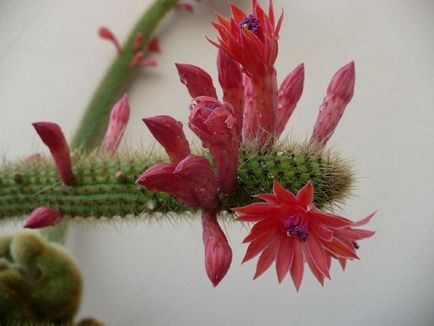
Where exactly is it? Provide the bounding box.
[174,155,217,209]
[202,209,233,287]
[103,94,130,152]
[175,63,217,98]
[32,122,75,185]
[217,49,244,135]
[134,32,145,51]
[143,115,191,164]
[147,37,160,52]
[189,97,238,193]
[310,61,355,147]
[275,63,304,137]
[98,27,122,54]
[24,207,61,229]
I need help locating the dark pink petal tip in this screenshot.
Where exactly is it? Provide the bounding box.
[24,207,61,229]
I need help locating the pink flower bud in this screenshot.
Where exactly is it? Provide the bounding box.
[136,163,200,208]
[32,122,75,185]
[143,115,191,164]
[217,49,244,135]
[130,52,157,68]
[174,155,217,209]
[202,209,233,287]
[147,37,160,53]
[176,3,194,12]
[134,32,144,51]
[310,61,355,147]
[24,153,42,165]
[275,63,304,137]
[189,97,239,193]
[24,207,61,229]
[98,27,122,54]
[103,94,130,152]
[175,63,217,99]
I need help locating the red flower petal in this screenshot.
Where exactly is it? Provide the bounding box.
[242,230,278,263]
[272,181,297,204]
[275,236,294,283]
[290,239,305,291]
[306,234,330,279]
[254,236,281,279]
[296,181,314,208]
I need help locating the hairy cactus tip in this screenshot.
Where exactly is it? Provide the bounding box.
[0,0,375,290]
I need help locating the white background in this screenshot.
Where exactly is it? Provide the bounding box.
[1,0,434,325]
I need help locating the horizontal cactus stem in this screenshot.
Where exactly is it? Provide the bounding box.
[0,146,353,220]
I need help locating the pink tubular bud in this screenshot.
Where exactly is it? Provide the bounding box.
[176,3,194,12]
[103,94,130,152]
[202,209,233,287]
[309,61,355,147]
[98,27,122,54]
[143,115,191,164]
[136,163,200,207]
[130,52,144,67]
[32,122,75,185]
[174,155,217,209]
[217,49,244,135]
[189,97,239,193]
[24,207,61,229]
[275,63,305,137]
[175,63,217,99]
[134,32,144,51]
[147,37,160,53]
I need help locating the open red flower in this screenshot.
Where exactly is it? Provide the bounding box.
[233,181,375,291]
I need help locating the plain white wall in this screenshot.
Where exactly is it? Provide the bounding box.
[1,0,434,325]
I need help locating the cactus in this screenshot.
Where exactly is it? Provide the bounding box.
[0,233,82,324]
[0,144,353,221]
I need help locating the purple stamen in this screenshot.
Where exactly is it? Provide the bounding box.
[353,241,360,249]
[284,219,308,242]
[206,103,219,110]
[240,15,261,35]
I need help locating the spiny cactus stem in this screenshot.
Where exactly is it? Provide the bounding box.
[71,0,180,151]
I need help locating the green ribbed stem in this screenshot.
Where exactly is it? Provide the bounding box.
[0,147,352,220]
[71,0,180,151]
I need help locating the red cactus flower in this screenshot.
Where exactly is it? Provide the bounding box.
[32,122,75,185]
[103,94,130,152]
[143,115,191,164]
[275,63,305,137]
[310,61,355,147]
[233,181,375,291]
[24,207,61,229]
[189,97,238,193]
[210,0,283,146]
[98,26,122,54]
[175,63,217,99]
[202,209,233,286]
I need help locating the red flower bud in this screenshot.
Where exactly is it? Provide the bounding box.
[275,63,304,137]
[24,207,61,229]
[98,27,122,54]
[143,115,191,164]
[32,122,75,185]
[202,209,233,286]
[310,61,355,147]
[103,94,130,152]
[189,97,239,193]
[175,63,217,98]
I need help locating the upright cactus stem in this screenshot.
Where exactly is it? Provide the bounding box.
[71,0,180,151]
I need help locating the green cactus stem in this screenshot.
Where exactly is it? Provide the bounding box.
[71,0,180,151]
[0,145,353,221]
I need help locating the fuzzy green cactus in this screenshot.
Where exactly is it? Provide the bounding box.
[0,144,352,221]
[0,233,82,324]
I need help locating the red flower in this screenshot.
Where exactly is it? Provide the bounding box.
[233,181,375,291]
[202,209,233,286]
[189,97,238,193]
[310,61,355,147]
[209,0,283,146]
[143,115,191,164]
[32,122,75,185]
